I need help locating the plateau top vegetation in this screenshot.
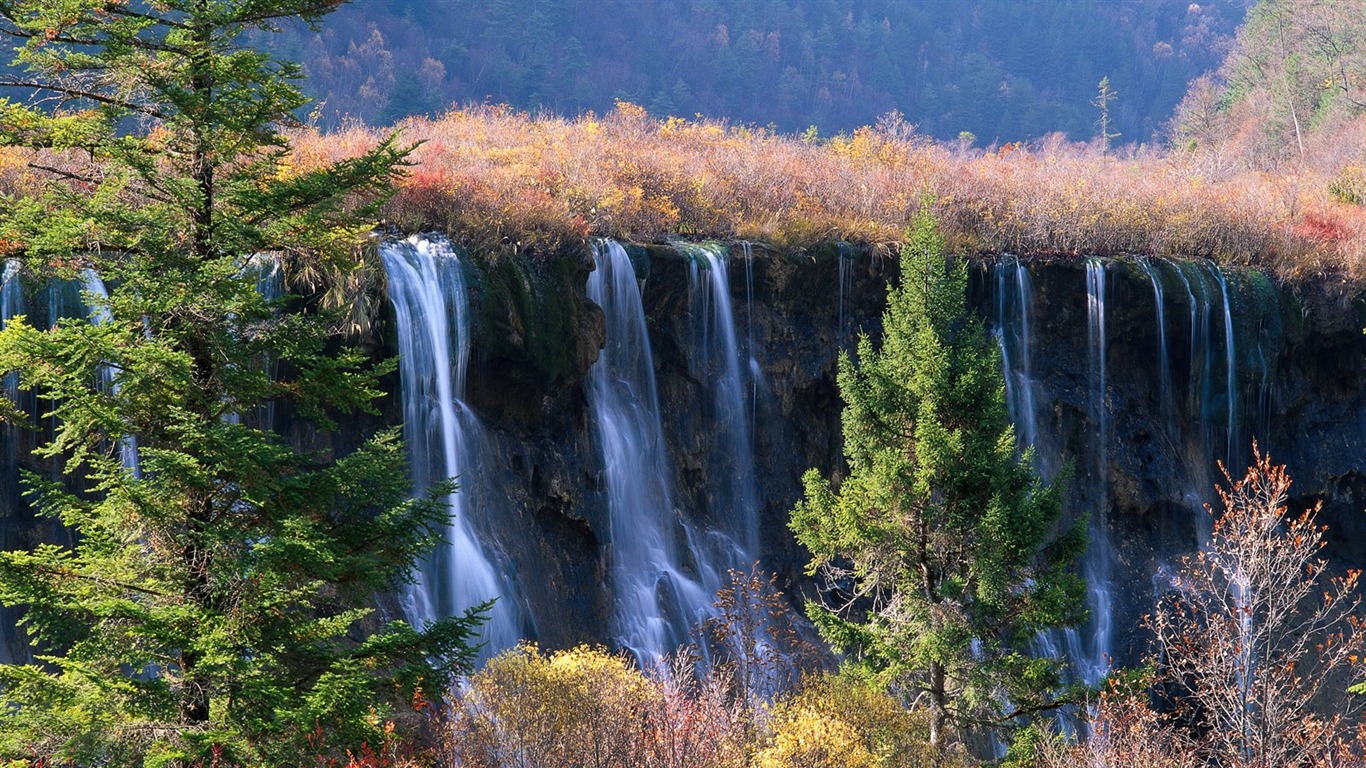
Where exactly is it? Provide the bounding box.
[281,99,1366,278]
[1,1,1364,278]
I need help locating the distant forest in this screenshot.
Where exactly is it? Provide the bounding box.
[264,0,1252,144]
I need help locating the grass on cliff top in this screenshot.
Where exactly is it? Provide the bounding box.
[285,102,1366,280]
[6,100,1366,280]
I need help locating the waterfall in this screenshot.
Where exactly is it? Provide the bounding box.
[1140,259,1175,435]
[239,254,284,431]
[381,235,523,656]
[1213,265,1239,470]
[1,259,19,408]
[1080,257,1112,686]
[249,254,284,301]
[0,261,24,665]
[995,256,1038,450]
[680,243,761,553]
[79,270,140,476]
[837,251,854,346]
[1,259,22,487]
[587,240,710,661]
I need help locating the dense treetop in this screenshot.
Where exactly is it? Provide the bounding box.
[266,0,1249,143]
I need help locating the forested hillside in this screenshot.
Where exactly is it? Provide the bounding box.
[1173,0,1366,171]
[267,0,1250,143]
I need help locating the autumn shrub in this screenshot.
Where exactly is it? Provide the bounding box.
[755,670,965,768]
[705,565,820,708]
[1330,166,1366,207]
[445,643,657,768]
[641,655,749,768]
[433,644,748,768]
[1029,676,1200,768]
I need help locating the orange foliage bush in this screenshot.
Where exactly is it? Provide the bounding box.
[276,102,1366,279]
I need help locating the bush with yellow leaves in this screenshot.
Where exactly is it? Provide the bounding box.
[450,643,654,768]
[755,671,969,768]
[442,643,746,768]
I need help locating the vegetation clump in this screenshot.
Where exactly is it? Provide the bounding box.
[0,0,482,764]
[790,210,1086,751]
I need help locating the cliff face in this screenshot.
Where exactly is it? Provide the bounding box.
[5,243,1366,665]
[417,242,1366,663]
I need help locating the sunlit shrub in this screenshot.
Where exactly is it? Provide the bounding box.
[435,644,748,768]
[755,670,964,768]
[450,643,656,768]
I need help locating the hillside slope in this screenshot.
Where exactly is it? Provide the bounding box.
[267,0,1248,144]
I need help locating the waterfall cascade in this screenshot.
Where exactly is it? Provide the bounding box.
[1,261,21,488]
[587,240,711,661]
[0,242,1314,687]
[381,235,525,656]
[994,256,1287,690]
[0,261,22,665]
[1079,258,1113,684]
[78,270,140,475]
[680,242,762,553]
[586,239,770,666]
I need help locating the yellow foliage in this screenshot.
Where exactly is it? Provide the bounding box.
[458,644,659,768]
[613,100,650,122]
[758,711,877,768]
[755,672,961,768]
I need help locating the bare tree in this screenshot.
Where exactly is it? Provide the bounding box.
[1035,677,1201,768]
[1148,445,1366,767]
[705,564,818,708]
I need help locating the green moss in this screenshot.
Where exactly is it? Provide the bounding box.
[470,247,589,388]
[622,243,653,280]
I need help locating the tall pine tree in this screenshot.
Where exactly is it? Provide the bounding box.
[791,209,1086,750]
[0,0,481,764]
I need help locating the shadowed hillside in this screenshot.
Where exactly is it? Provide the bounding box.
[262,0,1249,144]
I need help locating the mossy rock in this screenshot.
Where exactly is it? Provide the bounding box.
[468,245,603,393]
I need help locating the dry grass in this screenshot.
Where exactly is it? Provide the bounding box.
[281,102,1366,280]
[5,100,1363,280]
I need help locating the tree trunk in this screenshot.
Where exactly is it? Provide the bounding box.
[928,659,948,752]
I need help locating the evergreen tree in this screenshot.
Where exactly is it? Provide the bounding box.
[1093,76,1121,152]
[791,209,1086,751]
[0,0,482,764]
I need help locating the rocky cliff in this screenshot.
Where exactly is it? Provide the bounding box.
[390,241,1366,665]
[5,243,1366,668]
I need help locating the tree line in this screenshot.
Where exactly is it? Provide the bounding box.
[273,0,1245,145]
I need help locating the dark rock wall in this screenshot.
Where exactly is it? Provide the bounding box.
[6,245,1366,666]
[441,245,1366,664]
